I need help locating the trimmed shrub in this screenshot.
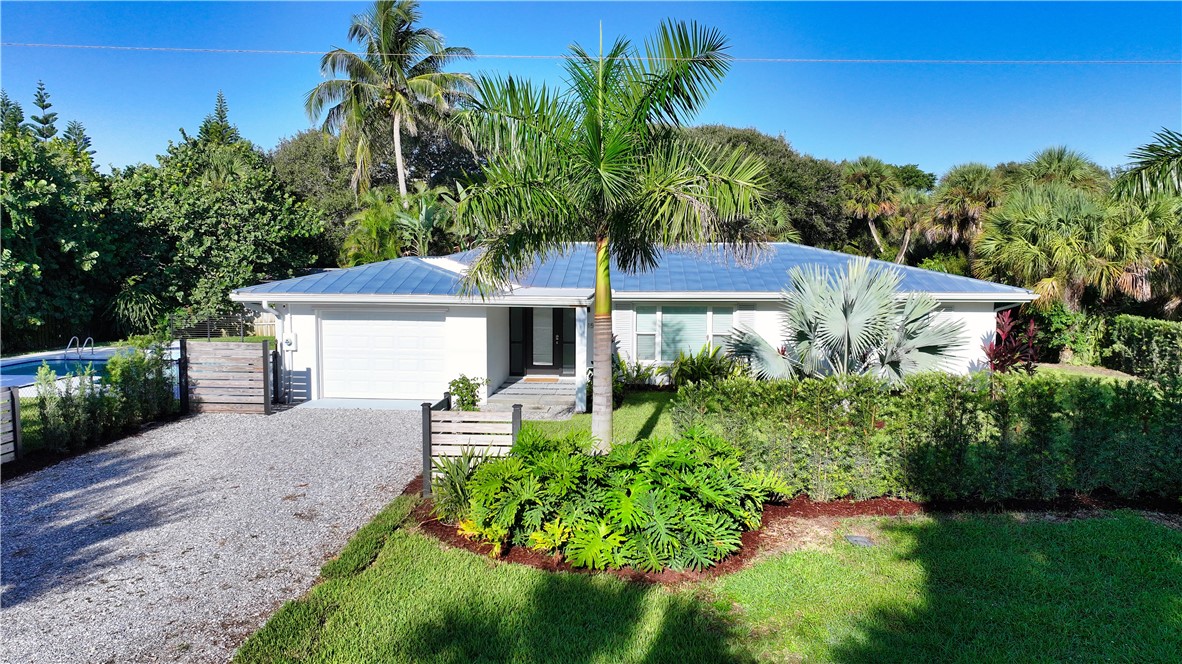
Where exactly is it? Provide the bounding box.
[674,373,1182,502]
[455,426,786,571]
[34,344,178,453]
[1103,314,1182,380]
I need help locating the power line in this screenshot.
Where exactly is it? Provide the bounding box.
[2,42,1179,65]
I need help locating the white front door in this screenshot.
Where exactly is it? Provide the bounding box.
[319,310,446,399]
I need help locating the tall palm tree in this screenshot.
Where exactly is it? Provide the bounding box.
[974,183,1151,312]
[925,163,1003,246]
[888,188,931,264]
[1022,146,1109,193]
[841,156,900,253]
[456,21,766,449]
[727,258,965,384]
[1113,127,1182,199]
[340,187,406,266]
[306,0,474,197]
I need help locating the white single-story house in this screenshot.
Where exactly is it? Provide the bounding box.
[230,242,1036,411]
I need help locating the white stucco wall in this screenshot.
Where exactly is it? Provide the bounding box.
[485,307,510,397]
[933,302,997,373]
[273,303,491,402]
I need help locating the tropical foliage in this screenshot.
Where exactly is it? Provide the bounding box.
[1113,127,1182,199]
[840,156,900,253]
[453,426,785,571]
[456,20,766,448]
[727,258,965,384]
[674,372,1182,502]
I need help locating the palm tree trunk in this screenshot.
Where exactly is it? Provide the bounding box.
[591,236,614,452]
[894,227,912,264]
[392,112,408,200]
[868,219,885,253]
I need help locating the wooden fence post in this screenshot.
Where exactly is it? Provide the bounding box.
[511,404,522,442]
[178,339,190,415]
[10,389,21,462]
[421,402,433,498]
[261,340,272,415]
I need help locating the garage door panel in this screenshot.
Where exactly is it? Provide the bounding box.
[320,312,446,399]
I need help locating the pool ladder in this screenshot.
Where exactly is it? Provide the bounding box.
[64,336,95,360]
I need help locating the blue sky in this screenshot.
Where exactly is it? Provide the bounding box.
[2,1,1179,174]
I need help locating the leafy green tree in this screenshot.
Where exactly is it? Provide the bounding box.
[306,0,474,197]
[728,258,965,384]
[0,90,25,134]
[25,81,58,140]
[891,163,937,191]
[110,136,322,321]
[62,120,95,156]
[841,156,900,253]
[197,91,242,145]
[685,125,844,246]
[457,21,766,448]
[394,181,454,256]
[926,163,1003,246]
[1,129,118,349]
[270,129,358,254]
[1113,127,1182,199]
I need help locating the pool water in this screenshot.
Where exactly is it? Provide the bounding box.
[0,357,111,389]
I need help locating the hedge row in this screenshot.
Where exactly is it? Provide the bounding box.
[673,373,1182,502]
[1103,314,1182,380]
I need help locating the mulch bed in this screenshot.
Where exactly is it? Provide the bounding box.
[399,474,1180,584]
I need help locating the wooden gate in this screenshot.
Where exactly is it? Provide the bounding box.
[1,387,21,463]
[183,340,272,414]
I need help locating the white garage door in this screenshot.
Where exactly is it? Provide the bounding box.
[320,310,446,399]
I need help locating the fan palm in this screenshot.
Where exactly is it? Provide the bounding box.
[1113,127,1182,199]
[727,258,965,384]
[306,0,474,197]
[1022,146,1109,193]
[926,163,1003,246]
[456,21,766,449]
[340,187,406,266]
[973,183,1152,312]
[841,156,900,253]
[887,188,931,264]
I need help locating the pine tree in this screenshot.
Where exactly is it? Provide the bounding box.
[63,120,95,156]
[26,81,58,140]
[197,90,240,145]
[0,90,25,134]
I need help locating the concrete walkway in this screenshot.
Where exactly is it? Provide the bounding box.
[0,408,420,663]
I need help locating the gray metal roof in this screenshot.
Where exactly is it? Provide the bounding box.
[234,243,1033,299]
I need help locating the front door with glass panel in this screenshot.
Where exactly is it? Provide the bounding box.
[510,307,575,376]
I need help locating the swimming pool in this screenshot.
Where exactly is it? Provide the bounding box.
[0,352,118,389]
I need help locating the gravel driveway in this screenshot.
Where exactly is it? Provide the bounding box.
[1,408,421,663]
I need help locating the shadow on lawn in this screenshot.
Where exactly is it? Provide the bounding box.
[633,393,671,442]
[400,570,753,663]
[830,513,1182,663]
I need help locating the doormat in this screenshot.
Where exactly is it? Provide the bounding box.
[523,376,559,383]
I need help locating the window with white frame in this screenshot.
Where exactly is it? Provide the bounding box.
[632,305,735,362]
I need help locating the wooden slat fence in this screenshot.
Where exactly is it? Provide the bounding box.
[1,387,21,464]
[421,395,521,497]
[184,340,272,414]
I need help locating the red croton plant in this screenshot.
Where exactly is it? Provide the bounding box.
[983,310,1038,374]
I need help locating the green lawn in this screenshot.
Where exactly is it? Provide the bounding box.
[529,391,676,443]
[236,498,1182,663]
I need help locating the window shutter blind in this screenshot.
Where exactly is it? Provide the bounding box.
[613,303,634,360]
[661,306,707,358]
[635,306,657,361]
